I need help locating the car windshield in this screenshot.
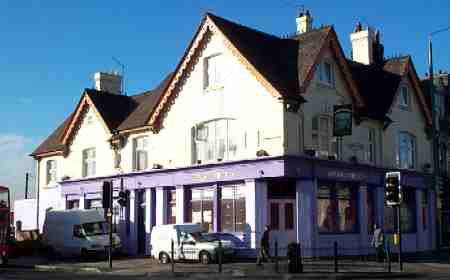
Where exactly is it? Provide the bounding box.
[189,231,211,242]
[82,222,109,236]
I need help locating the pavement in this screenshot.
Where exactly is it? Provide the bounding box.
[1,251,450,279]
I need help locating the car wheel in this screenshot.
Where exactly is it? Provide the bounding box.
[159,252,170,264]
[80,248,89,260]
[199,251,211,264]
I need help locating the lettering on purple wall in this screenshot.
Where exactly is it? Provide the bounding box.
[192,171,237,182]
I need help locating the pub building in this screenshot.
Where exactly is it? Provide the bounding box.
[32,12,436,257]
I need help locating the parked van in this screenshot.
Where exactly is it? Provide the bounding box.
[42,209,121,257]
[151,224,234,264]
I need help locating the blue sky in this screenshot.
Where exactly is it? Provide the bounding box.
[0,0,449,201]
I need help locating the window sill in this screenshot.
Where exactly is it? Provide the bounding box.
[316,81,336,90]
[204,85,224,93]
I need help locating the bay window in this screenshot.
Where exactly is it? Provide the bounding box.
[82,148,96,177]
[312,115,337,157]
[317,181,358,233]
[194,119,238,163]
[398,132,416,169]
[220,185,246,232]
[188,188,214,232]
[46,160,57,184]
[133,136,148,171]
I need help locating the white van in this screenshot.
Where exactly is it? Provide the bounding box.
[42,209,121,257]
[151,224,234,264]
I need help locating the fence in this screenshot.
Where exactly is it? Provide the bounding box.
[154,239,399,274]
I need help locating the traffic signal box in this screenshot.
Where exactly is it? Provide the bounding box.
[385,172,402,206]
[118,190,129,207]
[102,181,113,209]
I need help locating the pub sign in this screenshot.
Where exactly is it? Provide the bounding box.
[333,104,353,137]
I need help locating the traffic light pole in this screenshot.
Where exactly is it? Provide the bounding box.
[397,205,403,271]
[108,180,113,269]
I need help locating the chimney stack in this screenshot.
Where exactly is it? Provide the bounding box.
[94,72,122,95]
[350,23,384,65]
[296,10,313,34]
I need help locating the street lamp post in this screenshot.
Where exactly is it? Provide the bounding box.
[428,26,450,249]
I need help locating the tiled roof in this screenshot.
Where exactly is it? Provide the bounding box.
[207,13,301,100]
[348,56,410,120]
[31,73,172,157]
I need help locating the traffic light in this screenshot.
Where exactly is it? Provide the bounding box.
[118,190,129,207]
[102,181,113,209]
[385,172,402,206]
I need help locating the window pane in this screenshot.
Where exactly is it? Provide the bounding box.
[270,203,279,230]
[235,196,246,232]
[285,203,294,230]
[336,185,357,232]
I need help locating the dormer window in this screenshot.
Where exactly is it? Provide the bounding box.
[204,54,224,90]
[399,86,409,109]
[317,61,335,86]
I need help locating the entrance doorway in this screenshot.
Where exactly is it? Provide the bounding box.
[267,199,296,254]
[136,190,146,255]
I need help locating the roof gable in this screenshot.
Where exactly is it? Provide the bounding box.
[295,27,365,108]
[148,13,307,130]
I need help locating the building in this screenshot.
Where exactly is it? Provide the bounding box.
[30,12,436,256]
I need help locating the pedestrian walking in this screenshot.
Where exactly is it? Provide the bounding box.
[256,225,271,265]
[371,224,385,262]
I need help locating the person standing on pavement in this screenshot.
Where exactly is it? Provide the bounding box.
[371,224,385,262]
[256,225,271,265]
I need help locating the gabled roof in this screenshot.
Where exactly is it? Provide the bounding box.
[31,73,172,158]
[349,56,432,125]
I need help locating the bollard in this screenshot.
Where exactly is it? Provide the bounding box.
[274,241,279,273]
[171,239,175,274]
[387,242,391,273]
[333,241,338,273]
[218,240,223,273]
[298,242,303,273]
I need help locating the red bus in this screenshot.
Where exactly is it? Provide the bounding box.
[0,186,12,265]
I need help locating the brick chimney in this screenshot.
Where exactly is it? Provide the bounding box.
[94,72,122,95]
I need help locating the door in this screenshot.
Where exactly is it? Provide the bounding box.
[267,199,296,255]
[137,190,146,255]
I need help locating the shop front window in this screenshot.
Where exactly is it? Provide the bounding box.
[194,119,238,163]
[367,188,376,233]
[66,199,79,210]
[188,188,214,232]
[221,185,246,232]
[384,187,416,233]
[317,181,357,233]
[422,190,428,231]
[167,190,176,224]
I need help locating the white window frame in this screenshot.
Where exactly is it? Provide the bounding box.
[133,136,149,171]
[46,160,57,184]
[312,115,336,157]
[397,132,416,169]
[82,148,96,177]
[204,54,224,90]
[317,61,335,87]
[194,118,237,163]
[399,86,410,109]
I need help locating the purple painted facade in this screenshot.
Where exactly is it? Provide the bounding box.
[59,155,436,256]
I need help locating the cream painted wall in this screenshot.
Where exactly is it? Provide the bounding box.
[287,49,384,166]
[384,77,432,171]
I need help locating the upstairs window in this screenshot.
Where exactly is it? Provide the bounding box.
[399,86,409,109]
[398,132,416,169]
[46,160,57,184]
[133,136,148,171]
[317,61,335,86]
[194,119,238,163]
[204,54,224,90]
[367,128,376,164]
[312,115,337,157]
[82,148,96,177]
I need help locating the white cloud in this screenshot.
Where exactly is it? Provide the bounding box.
[0,134,36,205]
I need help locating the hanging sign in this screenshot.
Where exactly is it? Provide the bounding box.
[333,104,353,136]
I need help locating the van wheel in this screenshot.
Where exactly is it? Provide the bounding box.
[199,251,211,264]
[159,252,170,264]
[80,248,89,260]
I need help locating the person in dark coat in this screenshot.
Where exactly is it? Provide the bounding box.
[256,225,271,265]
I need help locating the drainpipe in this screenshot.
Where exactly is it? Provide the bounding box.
[35,158,40,232]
